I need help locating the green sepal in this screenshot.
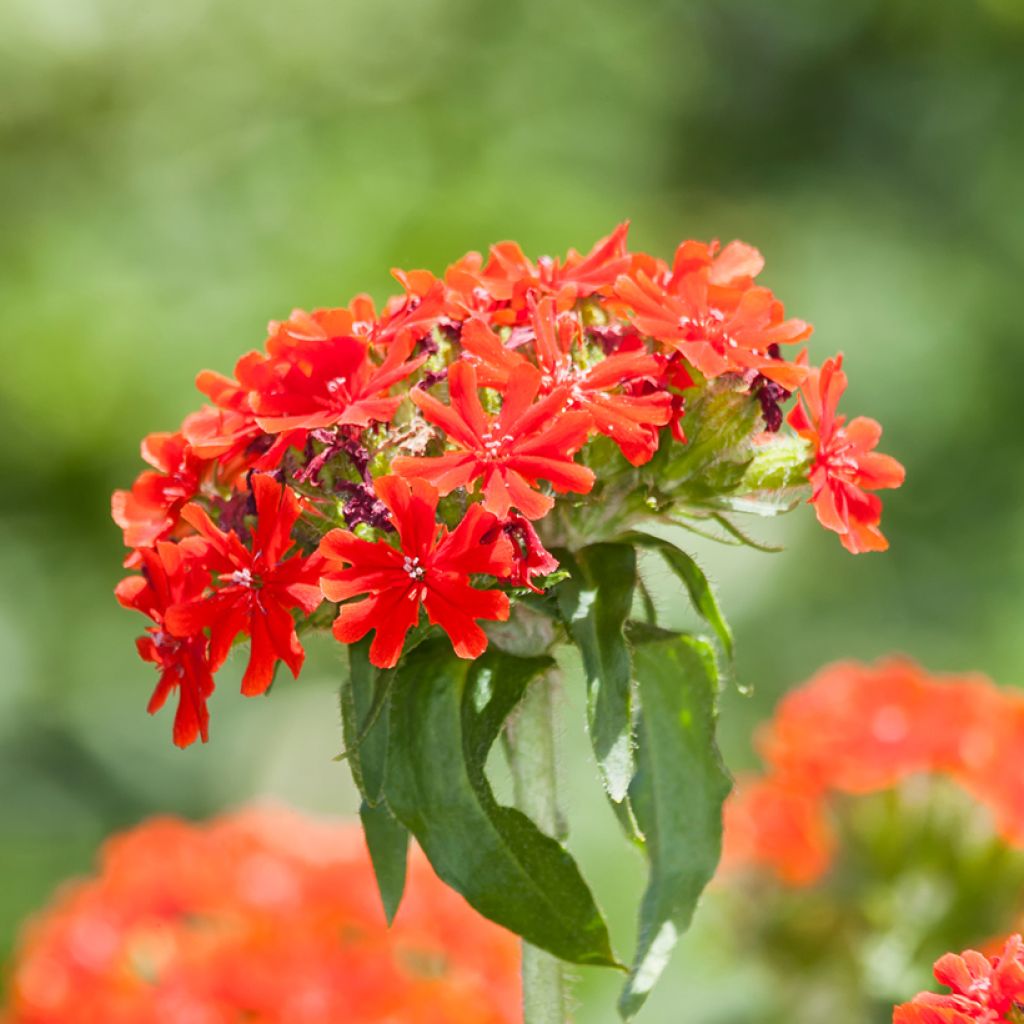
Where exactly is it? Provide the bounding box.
[555,544,637,802]
[359,799,409,925]
[618,630,733,1019]
[384,640,621,968]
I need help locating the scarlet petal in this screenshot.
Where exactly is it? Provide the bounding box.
[242,614,278,696]
[423,577,509,660]
[333,589,420,669]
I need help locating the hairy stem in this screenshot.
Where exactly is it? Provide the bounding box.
[506,670,569,1024]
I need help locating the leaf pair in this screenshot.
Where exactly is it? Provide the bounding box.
[555,537,734,1018]
[345,637,620,967]
[341,533,735,1019]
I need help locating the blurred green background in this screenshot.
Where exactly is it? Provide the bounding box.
[2,0,1023,1019]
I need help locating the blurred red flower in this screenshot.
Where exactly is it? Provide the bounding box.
[2,806,520,1024]
[721,658,1024,885]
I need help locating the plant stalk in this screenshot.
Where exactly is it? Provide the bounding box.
[507,670,569,1024]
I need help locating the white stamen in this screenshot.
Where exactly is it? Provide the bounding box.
[228,568,254,587]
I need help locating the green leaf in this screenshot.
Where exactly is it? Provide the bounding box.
[359,799,409,925]
[384,640,620,968]
[618,632,733,1019]
[341,637,394,806]
[555,544,637,802]
[623,532,734,672]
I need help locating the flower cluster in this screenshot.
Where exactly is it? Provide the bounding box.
[112,226,903,745]
[894,935,1024,1023]
[2,807,519,1024]
[721,658,1024,885]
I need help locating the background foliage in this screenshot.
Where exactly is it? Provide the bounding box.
[1,0,1022,1019]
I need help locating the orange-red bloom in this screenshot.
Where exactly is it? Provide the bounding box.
[614,239,810,389]
[460,296,672,465]
[319,475,512,668]
[446,222,631,324]
[392,361,595,520]
[894,935,1024,1024]
[111,432,206,548]
[721,658,1024,885]
[165,474,323,695]
[788,354,905,553]
[3,807,519,1024]
[114,540,215,747]
[236,318,428,435]
[113,227,896,742]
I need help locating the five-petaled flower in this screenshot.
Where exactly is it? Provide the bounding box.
[236,320,428,437]
[111,432,206,549]
[392,360,595,520]
[318,475,513,668]
[165,474,323,694]
[787,354,905,553]
[114,539,215,747]
[460,296,672,465]
[895,935,1024,1023]
[615,239,810,390]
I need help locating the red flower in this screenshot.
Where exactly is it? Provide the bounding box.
[722,658,1024,887]
[236,321,428,436]
[894,935,1024,1023]
[719,774,835,887]
[499,512,560,593]
[111,432,206,548]
[392,361,595,520]
[460,296,672,465]
[787,354,905,553]
[446,223,631,324]
[114,540,215,748]
[318,476,513,668]
[3,808,520,1024]
[165,475,323,695]
[614,239,809,389]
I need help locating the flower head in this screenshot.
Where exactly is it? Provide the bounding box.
[113,227,901,741]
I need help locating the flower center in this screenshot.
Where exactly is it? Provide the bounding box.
[479,431,514,461]
[402,555,426,581]
[225,568,255,587]
[679,308,739,350]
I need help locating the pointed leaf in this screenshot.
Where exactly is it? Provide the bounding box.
[341,637,393,805]
[555,544,637,801]
[623,532,734,671]
[359,799,409,925]
[384,640,620,968]
[619,632,732,1019]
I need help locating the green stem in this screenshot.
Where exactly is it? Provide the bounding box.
[507,670,570,1024]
